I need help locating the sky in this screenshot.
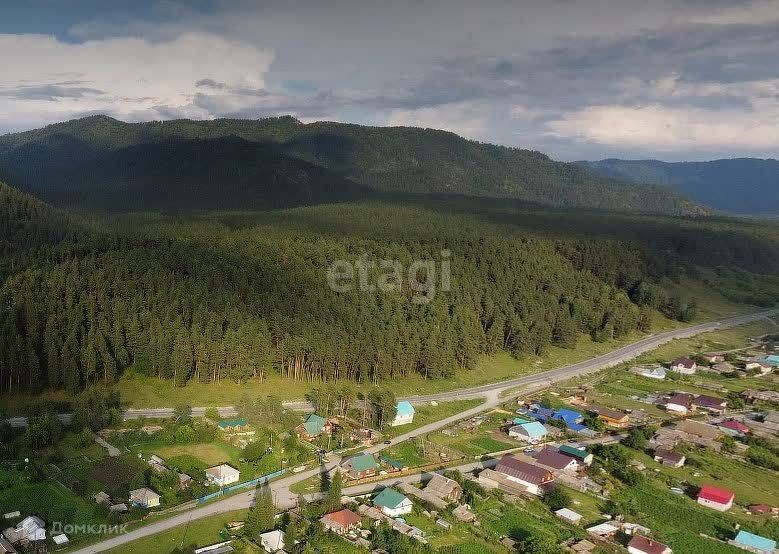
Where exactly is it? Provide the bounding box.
[1,0,778,161]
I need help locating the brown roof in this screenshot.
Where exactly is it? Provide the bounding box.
[692,395,726,409]
[654,448,684,464]
[586,404,628,421]
[628,535,670,554]
[675,419,722,440]
[533,447,577,470]
[425,474,461,498]
[322,509,361,528]
[672,357,695,368]
[495,454,554,485]
[667,393,694,407]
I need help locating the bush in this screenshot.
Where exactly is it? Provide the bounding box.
[542,485,572,511]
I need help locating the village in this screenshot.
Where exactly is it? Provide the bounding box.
[1,330,778,553]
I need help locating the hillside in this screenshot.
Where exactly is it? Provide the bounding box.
[579,158,779,215]
[0,179,777,396]
[0,115,707,215]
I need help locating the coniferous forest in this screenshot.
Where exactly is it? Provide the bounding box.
[0,116,777,398]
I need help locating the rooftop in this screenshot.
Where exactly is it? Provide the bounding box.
[322,509,361,528]
[373,487,409,509]
[627,534,671,554]
[396,401,415,416]
[495,454,553,485]
[698,484,734,504]
[733,530,776,552]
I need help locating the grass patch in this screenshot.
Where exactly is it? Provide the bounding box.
[156,443,236,466]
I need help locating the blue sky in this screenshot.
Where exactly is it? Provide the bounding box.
[1,0,778,161]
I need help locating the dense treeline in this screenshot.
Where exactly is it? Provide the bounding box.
[0,182,777,396]
[0,115,705,215]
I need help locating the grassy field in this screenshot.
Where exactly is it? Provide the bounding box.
[105,509,247,554]
[156,443,236,466]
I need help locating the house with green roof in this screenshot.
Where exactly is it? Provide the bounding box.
[295,413,330,440]
[340,453,378,480]
[558,445,594,466]
[730,530,776,554]
[217,418,248,432]
[373,487,413,517]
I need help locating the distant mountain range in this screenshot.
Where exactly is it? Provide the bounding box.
[0,115,706,215]
[578,158,779,216]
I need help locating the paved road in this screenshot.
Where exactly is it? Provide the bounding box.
[45,308,779,552]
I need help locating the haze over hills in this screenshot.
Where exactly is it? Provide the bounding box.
[579,158,779,216]
[0,115,707,215]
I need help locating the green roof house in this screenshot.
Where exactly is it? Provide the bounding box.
[558,445,594,466]
[340,453,378,480]
[217,418,248,431]
[297,413,330,439]
[373,487,413,517]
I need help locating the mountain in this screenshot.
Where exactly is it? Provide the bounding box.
[579,158,779,215]
[0,115,707,215]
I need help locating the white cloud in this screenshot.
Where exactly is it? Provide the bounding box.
[545,102,779,153]
[386,101,489,140]
[0,32,273,129]
[685,0,779,25]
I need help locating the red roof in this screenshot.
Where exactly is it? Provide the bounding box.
[720,419,750,434]
[749,504,772,514]
[534,447,577,470]
[667,393,693,407]
[698,484,734,505]
[322,509,361,528]
[628,535,670,554]
[495,455,554,485]
[693,395,726,409]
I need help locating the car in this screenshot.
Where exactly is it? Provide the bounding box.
[384,440,392,445]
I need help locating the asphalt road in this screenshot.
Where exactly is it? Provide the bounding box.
[66,307,777,553]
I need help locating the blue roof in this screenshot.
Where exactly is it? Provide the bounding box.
[764,355,779,365]
[519,421,548,438]
[513,417,531,425]
[734,530,776,552]
[555,408,583,423]
[533,407,555,418]
[396,401,415,416]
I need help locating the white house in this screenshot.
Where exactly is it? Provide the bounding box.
[392,401,415,426]
[260,530,285,553]
[205,464,240,487]
[697,485,734,512]
[129,488,161,508]
[373,488,413,517]
[508,421,548,444]
[670,357,697,375]
[665,393,694,414]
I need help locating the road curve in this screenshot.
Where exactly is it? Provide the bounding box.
[66,307,777,553]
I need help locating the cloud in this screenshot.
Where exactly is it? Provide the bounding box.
[545,101,779,153]
[386,101,490,140]
[0,32,273,129]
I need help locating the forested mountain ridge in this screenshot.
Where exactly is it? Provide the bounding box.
[578,158,779,215]
[1,178,777,396]
[0,115,707,215]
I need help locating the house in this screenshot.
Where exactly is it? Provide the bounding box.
[94,491,111,505]
[701,353,725,364]
[719,419,750,437]
[205,464,240,487]
[730,530,777,554]
[665,393,694,414]
[109,503,128,513]
[373,488,413,517]
[452,504,476,522]
[534,447,580,473]
[508,421,549,443]
[3,516,46,544]
[494,454,554,495]
[555,508,583,525]
[321,509,362,535]
[587,404,630,428]
[627,535,672,554]
[424,474,463,503]
[697,484,735,511]
[653,448,685,468]
[670,357,697,374]
[129,488,161,508]
[178,472,193,489]
[745,359,773,374]
[52,534,69,547]
[296,413,330,440]
[259,529,285,553]
[712,361,736,373]
[692,395,728,414]
[586,522,619,538]
[392,401,415,426]
[340,453,378,480]
[748,504,775,515]
[0,537,16,554]
[764,354,779,366]
[675,419,723,441]
[217,418,248,433]
[193,542,234,554]
[558,445,594,466]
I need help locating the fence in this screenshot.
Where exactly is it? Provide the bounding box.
[197,468,287,503]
